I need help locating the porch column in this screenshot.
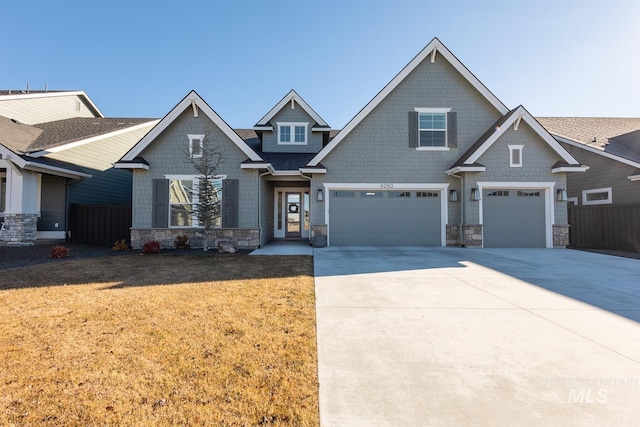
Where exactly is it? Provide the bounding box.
[0,160,39,244]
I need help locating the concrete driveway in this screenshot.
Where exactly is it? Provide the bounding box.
[314,247,640,426]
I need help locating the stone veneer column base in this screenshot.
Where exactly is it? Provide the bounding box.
[311,224,327,247]
[553,224,570,248]
[1,213,38,245]
[130,228,260,250]
[446,225,461,247]
[462,224,483,248]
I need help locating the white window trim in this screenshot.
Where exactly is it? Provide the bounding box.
[277,122,308,145]
[582,187,612,205]
[187,134,204,158]
[414,107,451,150]
[508,145,523,167]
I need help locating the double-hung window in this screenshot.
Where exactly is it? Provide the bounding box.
[413,108,453,149]
[168,176,223,227]
[277,122,308,145]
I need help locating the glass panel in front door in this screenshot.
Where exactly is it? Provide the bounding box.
[286,192,301,237]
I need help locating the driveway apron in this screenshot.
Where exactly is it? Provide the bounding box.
[314,247,640,427]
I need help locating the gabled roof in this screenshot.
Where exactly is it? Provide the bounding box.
[0,115,158,155]
[120,90,263,162]
[537,117,640,166]
[447,106,583,174]
[0,90,104,118]
[307,37,510,167]
[0,143,91,179]
[254,89,329,128]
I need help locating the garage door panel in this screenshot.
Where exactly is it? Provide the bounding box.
[329,190,441,246]
[483,189,546,248]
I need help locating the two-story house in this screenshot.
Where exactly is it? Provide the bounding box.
[116,38,587,249]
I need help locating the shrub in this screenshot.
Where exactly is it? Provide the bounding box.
[142,240,161,254]
[174,235,191,249]
[112,239,130,252]
[50,245,70,259]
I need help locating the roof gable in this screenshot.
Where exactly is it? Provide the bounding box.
[449,106,580,172]
[255,90,329,128]
[0,90,104,120]
[307,37,509,167]
[120,91,262,162]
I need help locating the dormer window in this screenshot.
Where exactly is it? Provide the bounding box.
[277,122,308,145]
[188,134,204,158]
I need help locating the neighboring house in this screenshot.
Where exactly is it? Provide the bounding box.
[536,117,640,206]
[0,90,159,244]
[116,38,587,249]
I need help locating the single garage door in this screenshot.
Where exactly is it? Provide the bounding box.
[483,189,546,248]
[329,190,442,246]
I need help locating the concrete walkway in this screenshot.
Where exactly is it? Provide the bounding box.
[314,247,640,426]
[249,240,313,256]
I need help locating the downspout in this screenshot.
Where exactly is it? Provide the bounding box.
[257,170,271,248]
[449,172,464,247]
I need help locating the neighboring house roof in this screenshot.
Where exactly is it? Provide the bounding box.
[0,90,104,118]
[447,106,585,174]
[537,117,640,166]
[254,89,329,128]
[307,37,510,167]
[118,90,263,163]
[0,115,44,153]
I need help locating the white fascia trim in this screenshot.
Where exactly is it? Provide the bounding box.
[628,175,640,181]
[0,91,104,117]
[113,162,149,170]
[121,91,263,162]
[240,163,271,169]
[553,135,640,169]
[445,166,486,174]
[552,166,589,173]
[477,181,556,248]
[465,107,578,165]
[311,127,331,132]
[253,126,273,131]
[23,162,92,179]
[299,167,327,174]
[308,38,509,167]
[270,170,305,176]
[322,182,449,247]
[0,145,27,168]
[256,89,328,127]
[29,120,160,157]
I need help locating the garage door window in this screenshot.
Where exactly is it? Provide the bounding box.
[389,191,411,198]
[417,192,439,198]
[361,191,383,198]
[487,190,509,197]
[517,191,540,197]
[333,191,355,198]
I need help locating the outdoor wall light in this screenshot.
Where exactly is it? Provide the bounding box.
[470,188,481,201]
[317,188,324,202]
[557,188,568,202]
[449,189,458,202]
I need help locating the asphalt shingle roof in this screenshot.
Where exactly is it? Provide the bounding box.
[538,117,640,163]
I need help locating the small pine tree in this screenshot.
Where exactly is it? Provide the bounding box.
[187,132,224,251]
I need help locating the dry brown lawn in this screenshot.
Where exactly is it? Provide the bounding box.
[0,253,319,426]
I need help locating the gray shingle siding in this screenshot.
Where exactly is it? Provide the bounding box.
[261,101,323,154]
[562,143,640,205]
[312,54,503,225]
[131,108,258,228]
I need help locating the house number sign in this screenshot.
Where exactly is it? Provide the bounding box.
[379,183,394,188]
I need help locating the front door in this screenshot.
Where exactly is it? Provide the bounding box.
[285,192,301,238]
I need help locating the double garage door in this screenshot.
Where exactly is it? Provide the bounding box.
[483,188,546,248]
[329,190,442,246]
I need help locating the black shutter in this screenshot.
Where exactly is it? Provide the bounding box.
[409,111,418,148]
[222,179,239,228]
[152,179,169,228]
[447,111,457,148]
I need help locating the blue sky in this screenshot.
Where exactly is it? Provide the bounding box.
[3,0,639,128]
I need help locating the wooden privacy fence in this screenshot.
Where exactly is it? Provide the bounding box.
[70,204,131,246]
[569,204,640,251]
